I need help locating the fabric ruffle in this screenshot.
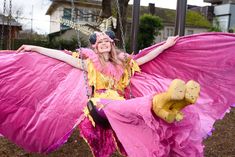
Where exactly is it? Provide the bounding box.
[101,96,204,157]
[78,117,127,157]
[78,48,124,81]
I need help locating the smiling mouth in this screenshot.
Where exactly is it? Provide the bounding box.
[101,47,109,49]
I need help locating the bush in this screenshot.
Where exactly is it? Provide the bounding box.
[137,14,163,50]
[13,37,88,51]
[208,18,222,32]
[13,39,49,50]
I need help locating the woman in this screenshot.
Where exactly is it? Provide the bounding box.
[0,31,235,157]
[17,32,199,123]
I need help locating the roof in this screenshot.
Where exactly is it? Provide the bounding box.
[46,0,102,15]
[0,14,22,27]
[127,5,211,28]
[203,0,235,4]
[48,28,72,38]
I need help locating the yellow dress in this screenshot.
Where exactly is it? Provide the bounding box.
[84,59,140,126]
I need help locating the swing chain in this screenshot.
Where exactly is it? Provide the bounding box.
[0,0,6,49]
[71,0,132,99]
[115,0,126,52]
[71,0,91,99]
[8,0,12,49]
[115,0,133,99]
[79,50,92,98]
[71,0,76,22]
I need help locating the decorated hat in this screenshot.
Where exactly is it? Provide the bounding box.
[89,30,116,45]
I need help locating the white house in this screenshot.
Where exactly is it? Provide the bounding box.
[204,0,235,32]
[46,0,102,34]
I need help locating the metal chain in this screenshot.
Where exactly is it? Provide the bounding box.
[0,0,6,49]
[115,0,126,52]
[8,0,12,49]
[71,0,91,98]
[72,0,132,99]
[71,0,75,22]
[79,48,92,98]
[115,0,133,99]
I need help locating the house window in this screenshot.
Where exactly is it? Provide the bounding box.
[165,27,174,38]
[187,30,194,35]
[77,8,98,23]
[91,10,96,22]
[61,8,72,30]
[78,8,89,22]
[60,7,98,30]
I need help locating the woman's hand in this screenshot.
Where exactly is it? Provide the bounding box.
[161,35,179,50]
[136,35,179,66]
[16,45,37,53]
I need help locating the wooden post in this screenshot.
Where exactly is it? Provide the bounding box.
[174,0,187,36]
[131,0,140,54]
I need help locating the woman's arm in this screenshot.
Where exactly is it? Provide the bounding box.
[135,36,179,66]
[17,45,87,70]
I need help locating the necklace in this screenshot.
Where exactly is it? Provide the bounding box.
[104,57,109,62]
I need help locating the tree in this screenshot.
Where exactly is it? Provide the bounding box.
[100,0,130,49]
[137,14,163,50]
[115,0,130,49]
[100,0,112,18]
[208,18,222,32]
[186,11,211,28]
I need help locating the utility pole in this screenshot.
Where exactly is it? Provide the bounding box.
[174,0,187,36]
[131,0,140,54]
[31,5,34,36]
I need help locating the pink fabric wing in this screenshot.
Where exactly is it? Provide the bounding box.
[131,32,235,135]
[102,32,235,156]
[0,51,88,153]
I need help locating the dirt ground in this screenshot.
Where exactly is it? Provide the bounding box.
[0,108,234,157]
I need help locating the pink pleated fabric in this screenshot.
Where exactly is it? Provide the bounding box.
[0,32,235,156]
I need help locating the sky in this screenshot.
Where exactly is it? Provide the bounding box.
[0,0,210,34]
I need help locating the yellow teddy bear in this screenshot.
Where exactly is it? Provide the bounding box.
[152,79,200,123]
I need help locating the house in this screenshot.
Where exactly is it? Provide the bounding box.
[188,5,214,22]
[45,1,212,43]
[0,14,22,49]
[204,0,235,32]
[126,4,211,42]
[45,0,102,41]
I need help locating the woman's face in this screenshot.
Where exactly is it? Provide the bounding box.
[97,37,112,54]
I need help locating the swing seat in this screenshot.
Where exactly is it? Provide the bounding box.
[87,100,110,128]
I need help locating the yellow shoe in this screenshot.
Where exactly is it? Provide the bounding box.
[175,111,184,121]
[168,80,200,122]
[156,107,176,123]
[152,79,186,123]
[168,79,186,100]
[185,80,200,104]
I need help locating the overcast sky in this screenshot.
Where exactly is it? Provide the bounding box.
[0,0,210,34]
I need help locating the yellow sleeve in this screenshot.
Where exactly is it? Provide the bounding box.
[130,59,141,74]
[86,60,97,88]
[116,59,141,91]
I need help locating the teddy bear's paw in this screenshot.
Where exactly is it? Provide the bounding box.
[153,109,176,123]
[185,80,200,104]
[168,79,186,100]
